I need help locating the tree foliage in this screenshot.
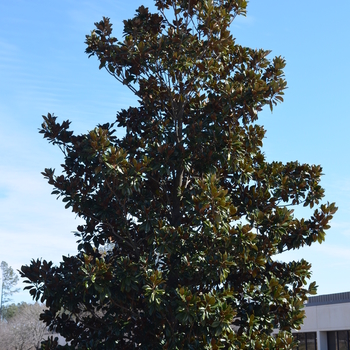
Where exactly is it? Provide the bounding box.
[0,261,20,319]
[1,302,26,321]
[0,303,53,350]
[21,0,337,349]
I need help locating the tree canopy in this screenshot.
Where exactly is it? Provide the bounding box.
[0,302,51,349]
[21,0,336,349]
[0,261,20,320]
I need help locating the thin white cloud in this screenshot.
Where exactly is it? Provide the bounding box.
[313,244,350,262]
[0,174,81,304]
[326,221,350,238]
[232,14,255,28]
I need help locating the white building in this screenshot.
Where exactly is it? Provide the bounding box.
[293,291,350,350]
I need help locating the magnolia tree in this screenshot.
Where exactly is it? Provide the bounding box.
[21,0,336,348]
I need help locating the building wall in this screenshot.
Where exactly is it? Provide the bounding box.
[301,302,350,332]
[293,293,350,350]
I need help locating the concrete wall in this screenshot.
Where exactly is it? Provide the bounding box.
[294,301,350,350]
[301,302,350,332]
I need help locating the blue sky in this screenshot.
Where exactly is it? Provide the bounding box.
[1,0,350,304]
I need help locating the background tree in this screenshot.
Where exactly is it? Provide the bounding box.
[0,303,53,350]
[0,261,19,320]
[21,0,337,349]
[1,301,27,321]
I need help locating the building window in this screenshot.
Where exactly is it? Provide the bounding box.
[294,332,317,350]
[307,332,317,350]
[328,331,350,350]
